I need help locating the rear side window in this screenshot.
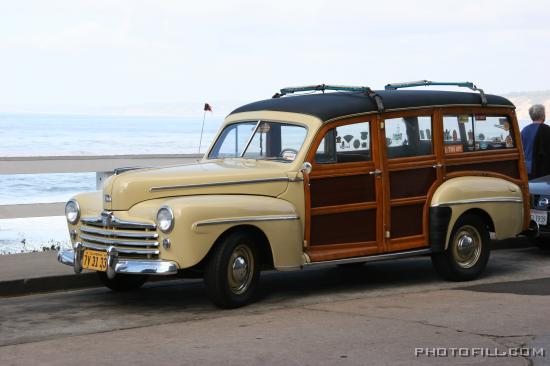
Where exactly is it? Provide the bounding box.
[443,115,514,154]
[385,116,433,159]
[315,121,371,163]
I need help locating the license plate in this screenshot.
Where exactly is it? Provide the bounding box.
[531,209,548,226]
[82,249,108,271]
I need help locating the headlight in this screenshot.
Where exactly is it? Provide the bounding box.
[156,206,174,233]
[65,199,80,224]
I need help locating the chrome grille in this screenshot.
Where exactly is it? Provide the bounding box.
[79,211,159,258]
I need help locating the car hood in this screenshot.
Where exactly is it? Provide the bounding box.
[103,159,295,211]
[529,175,550,195]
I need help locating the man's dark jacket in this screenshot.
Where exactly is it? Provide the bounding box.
[531,124,550,179]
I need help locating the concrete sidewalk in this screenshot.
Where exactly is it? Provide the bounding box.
[0,251,101,296]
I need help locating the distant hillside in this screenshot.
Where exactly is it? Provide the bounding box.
[504,91,550,121]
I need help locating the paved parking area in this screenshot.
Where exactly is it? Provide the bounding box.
[1,245,549,365]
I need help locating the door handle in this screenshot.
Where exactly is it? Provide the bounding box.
[432,163,444,169]
[369,169,382,177]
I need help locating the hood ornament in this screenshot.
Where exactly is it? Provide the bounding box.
[101,211,114,227]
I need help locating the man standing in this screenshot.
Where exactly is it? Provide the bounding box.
[521,104,550,179]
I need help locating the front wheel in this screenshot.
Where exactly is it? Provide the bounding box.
[431,214,490,281]
[204,232,260,308]
[97,272,148,292]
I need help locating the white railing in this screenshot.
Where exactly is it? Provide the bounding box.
[0,154,202,219]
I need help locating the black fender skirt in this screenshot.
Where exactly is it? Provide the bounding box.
[429,206,452,253]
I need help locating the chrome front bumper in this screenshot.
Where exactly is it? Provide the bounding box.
[57,242,178,279]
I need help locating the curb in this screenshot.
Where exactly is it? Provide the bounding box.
[0,273,101,297]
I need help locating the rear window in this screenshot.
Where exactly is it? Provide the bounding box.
[443,115,514,154]
[385,116,433,159]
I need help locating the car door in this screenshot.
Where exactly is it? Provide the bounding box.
[303,117,384,262]
[380,109,443,252]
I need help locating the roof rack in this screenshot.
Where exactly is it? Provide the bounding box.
[272,84,385,112]
[384,80,487,106]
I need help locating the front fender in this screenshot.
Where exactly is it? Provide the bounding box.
[130,195,303,269]
[430,176,524,249]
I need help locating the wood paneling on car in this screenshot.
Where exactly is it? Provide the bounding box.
[310,209,376,246]
[310,174,375,207]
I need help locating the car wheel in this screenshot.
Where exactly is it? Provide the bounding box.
[97,272,148,292]
[431,214,490,281]
[204,231,260,308]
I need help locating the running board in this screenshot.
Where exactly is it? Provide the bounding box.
[304,248,432,269]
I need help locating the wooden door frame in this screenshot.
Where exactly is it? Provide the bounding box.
[378,108,443,252]
[303,115,384,260]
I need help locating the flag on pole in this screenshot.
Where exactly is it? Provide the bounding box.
[199,103,212,154]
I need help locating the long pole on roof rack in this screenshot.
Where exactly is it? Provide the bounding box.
[384,80,487,106]
[385,80,478,90]
[272,84,385,112]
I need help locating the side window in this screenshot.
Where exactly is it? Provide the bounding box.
[443,115,514,154]
[385,116,432,159]
[315,121,371,163]
[243,122,307,161]
[443,115,474,153]
[474,115,514,151]
[210,122,257,158]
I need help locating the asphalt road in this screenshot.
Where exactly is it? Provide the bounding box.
[1,242,550,365]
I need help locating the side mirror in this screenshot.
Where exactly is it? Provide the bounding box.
[300,162,312,175]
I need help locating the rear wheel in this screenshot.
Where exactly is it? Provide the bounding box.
[204,231,260,308]
[431,214,490,281]
[97,272,148,292]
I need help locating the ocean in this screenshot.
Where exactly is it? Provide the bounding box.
[0,113,222,254]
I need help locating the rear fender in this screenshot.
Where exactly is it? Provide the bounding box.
[430,176,524,250]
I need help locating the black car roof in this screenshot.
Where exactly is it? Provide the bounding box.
[230,90,514,122]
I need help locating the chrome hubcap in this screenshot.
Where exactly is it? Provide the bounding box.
[227,244,254,295]
[452,225,482,269]
[232,256,248,284]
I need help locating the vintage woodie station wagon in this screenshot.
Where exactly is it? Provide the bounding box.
[58,81,530,308]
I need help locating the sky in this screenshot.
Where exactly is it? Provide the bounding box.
[1,0,550,115]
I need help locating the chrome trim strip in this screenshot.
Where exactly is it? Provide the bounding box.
[194,215,299,228]
[150,177,290,192]
[80,233,159,247]
[431,197,523,207]
[81,211,156,230]
[80,226,158,239]
[57,249,177,275]
[81,241,160,255]
[304,248,432,268]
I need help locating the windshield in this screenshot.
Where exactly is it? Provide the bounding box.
[208,121,307,162]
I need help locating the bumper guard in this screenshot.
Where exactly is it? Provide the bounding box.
[57,242,178,279]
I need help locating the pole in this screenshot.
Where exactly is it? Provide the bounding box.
[198,109,207,154]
